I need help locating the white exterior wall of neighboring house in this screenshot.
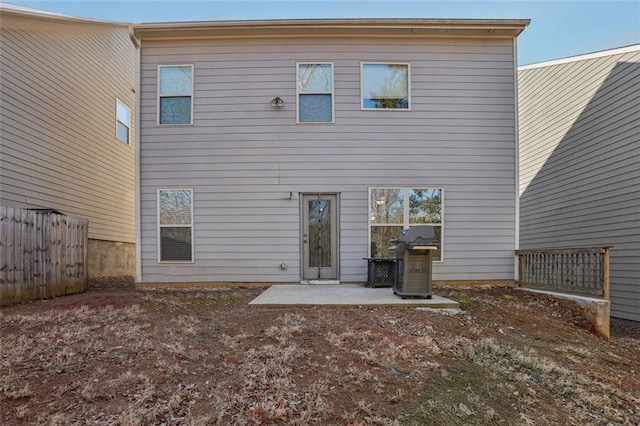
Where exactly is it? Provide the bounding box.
[518,45,640,321]
[134,19,528,284]
[0,5,136,276]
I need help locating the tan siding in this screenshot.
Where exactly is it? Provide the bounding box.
[0,14,136,242]
[518,47,640,321]
[139,37,518,283]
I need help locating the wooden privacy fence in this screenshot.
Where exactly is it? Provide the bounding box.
[516,247,610,299]
[0,206,89,306]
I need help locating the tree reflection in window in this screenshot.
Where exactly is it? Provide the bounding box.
[370,188,403,224]
[369,187,442,260]
[362,63,409,109]
[159,189,193,262]
[159,190,192,225]
[409,189,441,224]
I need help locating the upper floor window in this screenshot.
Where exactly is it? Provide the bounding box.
[361,63,410,110]
[297,63,334,123]
[115,99,130,144]
[158,65,193,125]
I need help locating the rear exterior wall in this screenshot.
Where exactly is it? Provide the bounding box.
[138,37,519,283]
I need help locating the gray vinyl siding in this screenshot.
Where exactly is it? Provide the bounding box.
[0,13,136,243]
[518,47,640,321]
[138,37,518,283]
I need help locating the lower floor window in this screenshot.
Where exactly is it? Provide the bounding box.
[369,187,442,260]
[158,189,193,262]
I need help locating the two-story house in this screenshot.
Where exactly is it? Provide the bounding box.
[131,18,529,285]
[0,4,136,277]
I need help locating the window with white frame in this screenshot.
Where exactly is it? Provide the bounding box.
[115,99,130,144]
[297,63,333,123]
[361,63,410,110]
[158,65,193,125]
[158,189,193,262]
[369,187,442,260]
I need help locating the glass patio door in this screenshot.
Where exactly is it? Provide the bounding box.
[302,194,338,280]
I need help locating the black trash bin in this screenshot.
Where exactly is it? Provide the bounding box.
[388,226,438,299]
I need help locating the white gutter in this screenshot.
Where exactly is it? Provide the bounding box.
[131,18,530,41]
[513,37,521,282]
[129,27,143,283]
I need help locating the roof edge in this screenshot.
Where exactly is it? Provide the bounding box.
[519,43,640,70]
[132,18,530,41]
[0,2,129,27]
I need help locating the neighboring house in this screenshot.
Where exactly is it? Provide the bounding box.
[518,45,640,321]
[131,18,529,285]
[0,4,136,277]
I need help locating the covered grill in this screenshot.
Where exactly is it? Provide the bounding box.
[388,225,438,298]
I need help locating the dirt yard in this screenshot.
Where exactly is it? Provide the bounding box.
[1,278,639,425]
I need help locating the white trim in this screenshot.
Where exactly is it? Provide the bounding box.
[115,98,131,145]
[157,64,194,126]
[157,188,195,264]
[296,62,335,124]
[135,41,142,282]
[0,3,129,26]
[513,37,520,281]
[132,19,530,42]
[519,44,640,70]
[360,62,411,111]
[367,186,444,262]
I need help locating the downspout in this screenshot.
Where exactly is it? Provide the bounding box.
[129,26,143,283]
[513,36,521,283]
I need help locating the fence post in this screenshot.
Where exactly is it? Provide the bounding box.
[602,247,610,300]
[83,219,89,290]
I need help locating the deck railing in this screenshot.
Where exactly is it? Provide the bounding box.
[516,247,610,299]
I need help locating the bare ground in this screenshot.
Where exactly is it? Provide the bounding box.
[1,277,639,425]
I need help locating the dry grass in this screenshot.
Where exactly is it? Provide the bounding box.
[1,285,639,425]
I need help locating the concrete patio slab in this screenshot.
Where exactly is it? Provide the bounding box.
[249,284,459,308]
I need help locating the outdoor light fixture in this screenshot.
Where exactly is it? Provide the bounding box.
[271,96,284,107]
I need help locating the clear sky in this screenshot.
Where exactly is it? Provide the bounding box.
[5,0,640,65]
